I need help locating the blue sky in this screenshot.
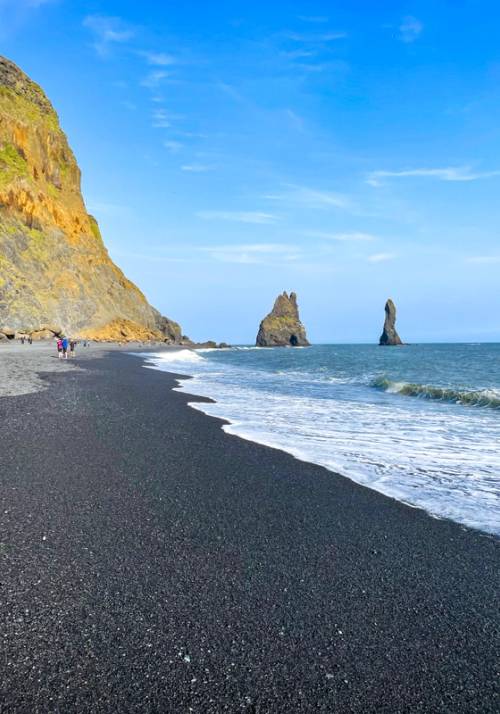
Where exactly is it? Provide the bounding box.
[2,0,500,342]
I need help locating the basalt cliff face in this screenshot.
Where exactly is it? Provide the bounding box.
[256,291,310,347]
[379,299,403,346]
[0,56,181,342]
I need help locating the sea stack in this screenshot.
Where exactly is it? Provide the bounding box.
[379,299,403,346]
[0,56,181,342]
[256,291,310,347]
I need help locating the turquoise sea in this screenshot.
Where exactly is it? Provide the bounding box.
[145,344,500,537]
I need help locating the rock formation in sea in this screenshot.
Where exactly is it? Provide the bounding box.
[379,299,403,346]
[0,56,182,342]
[256,291,310,347]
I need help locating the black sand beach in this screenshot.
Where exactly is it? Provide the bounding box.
[0,349,498,712]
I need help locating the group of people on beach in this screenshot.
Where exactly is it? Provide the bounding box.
[56,337,79,359]
[10,334,89,356]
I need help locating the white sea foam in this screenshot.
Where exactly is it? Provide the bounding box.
[145,349,205,364]
[143,348,500,537]
[233,346,265,351]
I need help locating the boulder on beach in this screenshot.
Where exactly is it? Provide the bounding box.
[30,329,56,341]
[379,299,404,346]
[256,291,310,347]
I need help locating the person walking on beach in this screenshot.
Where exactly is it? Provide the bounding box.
[61,336,69,360]
[57,338,63,359]
[69,339,77,358]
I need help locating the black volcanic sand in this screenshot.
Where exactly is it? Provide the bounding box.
[0,352,498,713]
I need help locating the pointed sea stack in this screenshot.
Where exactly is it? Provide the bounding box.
[256,291,310,347]
[379,299,403,346]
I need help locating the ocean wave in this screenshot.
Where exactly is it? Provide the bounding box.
[144,349,205,364]
[233,346,264,351]
[145,346,500,536]
[373,377,500,409]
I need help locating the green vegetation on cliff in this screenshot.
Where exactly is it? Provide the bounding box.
[0,82,59,131]
[0,142,29,187]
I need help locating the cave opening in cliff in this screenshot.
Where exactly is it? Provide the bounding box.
[289,334,298,346]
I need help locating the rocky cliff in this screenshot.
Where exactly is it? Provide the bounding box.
[379,299,403,346]
[256,291,310,347]
[0,56,181,341]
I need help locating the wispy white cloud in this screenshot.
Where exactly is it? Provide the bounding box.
[87,200,130,217]
[278,30,350,78]
[164,140,183,153]
[285,31,347,42]
[141,70,171,89]
[140,51,176,66]
[205,243,299,264]
[176,130,209,139]
[210,243,296,253]
[216,82,247,104]
[399,16,423,43]
[307,231,377,242]
[151,108,171,128]
[83,15,134,57]
[151,108,181,128]
[465,255,500,264]
[196,211,280,225]
[294,60,348,74]
[285,109,305,131]
[265,184,352,210]
[368,253,396,263]
[366,166,500,186]
[281,48,317,60]
[181,163,213,172]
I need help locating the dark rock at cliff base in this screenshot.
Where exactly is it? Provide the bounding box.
[379,299,404,346]
[256,292,310,347]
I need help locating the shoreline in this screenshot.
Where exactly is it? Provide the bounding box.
[0,349,498,711]
[176,375,497,540]
[143,348,500,539]
[0,340,183,397]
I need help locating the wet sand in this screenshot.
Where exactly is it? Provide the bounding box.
[0,349,498,712]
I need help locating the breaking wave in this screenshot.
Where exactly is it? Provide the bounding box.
[373,377,500,409]
[143,349,205,364]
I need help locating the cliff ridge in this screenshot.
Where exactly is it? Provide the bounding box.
[0,56,181,341]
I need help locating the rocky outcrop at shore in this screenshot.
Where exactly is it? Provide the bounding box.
[379,299,403,346]
[0,56,182,342]
[256,292,310,347]
[190,341,230,350]
[0,324,62,341]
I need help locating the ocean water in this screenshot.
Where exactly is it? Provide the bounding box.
[143,344,500,537]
